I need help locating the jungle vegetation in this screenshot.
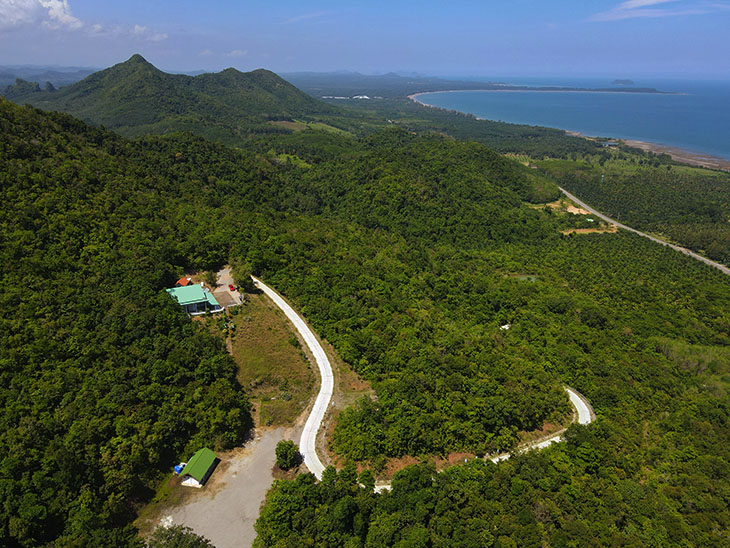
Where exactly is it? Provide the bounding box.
[539,155,730,264]
[3,55,730,548]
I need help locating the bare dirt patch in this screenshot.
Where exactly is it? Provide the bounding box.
[534,199,592,215]
[561,226,618,235]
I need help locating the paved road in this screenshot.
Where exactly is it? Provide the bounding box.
[252,276,333,479]
[560,187,730,277]
[253,277,596,494]
[489,386,594,464]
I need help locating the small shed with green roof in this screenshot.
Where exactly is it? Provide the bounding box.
[180,447,219,488]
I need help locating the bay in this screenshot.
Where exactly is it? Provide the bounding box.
[416,79,730,160]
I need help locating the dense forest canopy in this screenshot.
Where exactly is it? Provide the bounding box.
[3,52,730,548]
[2,55,607,160]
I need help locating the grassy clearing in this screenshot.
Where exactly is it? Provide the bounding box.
[230,293,315,427]
[133,473,195,536]
[267,120,308,131]
[272,153,312,168]
[302,121,354,137]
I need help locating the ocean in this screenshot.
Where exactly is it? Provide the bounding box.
[416,78,730,160]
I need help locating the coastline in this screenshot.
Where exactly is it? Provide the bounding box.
[408,91,730,172]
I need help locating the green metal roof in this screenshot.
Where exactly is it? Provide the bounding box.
[206,292,221,307]
[166,285,208,306]
[180,448,217,482]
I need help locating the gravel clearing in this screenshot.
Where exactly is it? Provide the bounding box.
[164,427,298,548]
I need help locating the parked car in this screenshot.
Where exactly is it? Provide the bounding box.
[228,284,236,292]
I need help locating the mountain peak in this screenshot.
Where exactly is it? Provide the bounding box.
[125,53,152,66]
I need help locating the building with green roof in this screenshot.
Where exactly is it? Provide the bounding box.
[180,447,218,488]
[166,284,222,315]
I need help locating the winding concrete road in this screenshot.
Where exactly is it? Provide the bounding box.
[488,386,594,464]
[252,276,333,479]
[253,276,595,485]
[560,187,730,277]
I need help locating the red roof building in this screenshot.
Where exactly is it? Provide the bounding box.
[175,277,193,287]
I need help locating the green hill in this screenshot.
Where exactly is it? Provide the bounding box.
[2,54,338,142]
[5,90,730,547]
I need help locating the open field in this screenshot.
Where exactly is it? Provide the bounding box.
[231,293,315,427]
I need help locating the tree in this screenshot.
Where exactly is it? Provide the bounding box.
[147,525,215,548]
[231,259,256,292]
[276,440,300,470]
[202,271,218,288]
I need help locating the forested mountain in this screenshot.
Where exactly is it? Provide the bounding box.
[0,65,96,88]
[2,54,337,142]
[4,61,730,548]
[3,55,609,159]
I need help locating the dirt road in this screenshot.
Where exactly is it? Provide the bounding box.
[560,187,730,277]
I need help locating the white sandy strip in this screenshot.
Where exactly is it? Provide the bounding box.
[252,276,333,479]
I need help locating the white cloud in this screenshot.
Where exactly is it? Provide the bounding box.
[591,0,730,20]
[131,24,167,42]
[283,11,328,24]
[226,49,247,57]
[0,0,80,29]
[39,0,81,29]
[0,1,167,42]
[198,48,214,57]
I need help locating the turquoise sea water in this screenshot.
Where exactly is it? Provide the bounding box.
[417,79,730,160]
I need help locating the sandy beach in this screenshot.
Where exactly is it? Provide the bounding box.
[408,92,730,172]
[621,139,730,171]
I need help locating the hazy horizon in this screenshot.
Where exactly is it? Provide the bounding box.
[1,1,728,78]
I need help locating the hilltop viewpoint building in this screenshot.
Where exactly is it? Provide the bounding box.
[166,283,222,314]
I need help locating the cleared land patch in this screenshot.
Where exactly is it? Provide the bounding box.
[267,120,307,131]
[231,292,315,427]
[561,225,618,235]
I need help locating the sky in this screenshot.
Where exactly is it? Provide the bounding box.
[0,0,729,77]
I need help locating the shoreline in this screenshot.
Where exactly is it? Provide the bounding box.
[408,91,730,172]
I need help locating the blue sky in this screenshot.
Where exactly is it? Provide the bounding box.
[0,0,728,77]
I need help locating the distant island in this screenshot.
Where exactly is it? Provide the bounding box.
[612,79,635,85]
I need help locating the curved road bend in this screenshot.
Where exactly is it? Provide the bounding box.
[253,276,596,485]
[252,276,333,479]
[559,187,730,277]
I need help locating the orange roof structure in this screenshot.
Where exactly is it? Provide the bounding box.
[176,277,192,287]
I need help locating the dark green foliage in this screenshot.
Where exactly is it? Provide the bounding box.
[3,54,337,143]
[146,525,215,548]
[256,324,730,546]
[4,80,730,548]
[2,78,41,99]
[544,158,730,263]
[275,441,300,470]
[332,97,604,159]
[0,99,252,546]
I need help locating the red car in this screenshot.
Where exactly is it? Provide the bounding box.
[228,284,236,292]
